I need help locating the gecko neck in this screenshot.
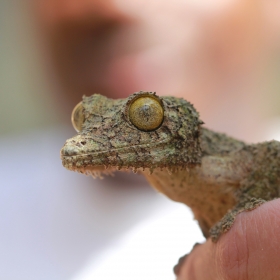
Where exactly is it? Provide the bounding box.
[142,127,248,235]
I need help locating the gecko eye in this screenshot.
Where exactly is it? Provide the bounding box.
[129,96,164,131]
[71,102,85,132]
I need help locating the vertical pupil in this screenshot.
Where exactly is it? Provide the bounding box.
[129,96,164,131]
[141,105,151,121]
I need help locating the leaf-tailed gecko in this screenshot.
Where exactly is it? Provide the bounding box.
[60,91,280,244]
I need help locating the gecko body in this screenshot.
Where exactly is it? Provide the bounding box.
[61,91,280,241]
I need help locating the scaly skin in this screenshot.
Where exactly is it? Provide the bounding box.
[61,91,280,243]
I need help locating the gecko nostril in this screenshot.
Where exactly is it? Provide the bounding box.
[60,145,79,156]
[81,141,86,145]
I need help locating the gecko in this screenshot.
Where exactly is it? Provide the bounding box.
[60,91,280,272]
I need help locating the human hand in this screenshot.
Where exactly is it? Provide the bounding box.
[176,199,280,280]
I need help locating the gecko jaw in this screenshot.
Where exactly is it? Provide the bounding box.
[61,152,191,178]
[62,163,145,179]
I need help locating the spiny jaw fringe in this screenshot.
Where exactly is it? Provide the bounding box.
[72,166,140,179]
[75,167,116,179]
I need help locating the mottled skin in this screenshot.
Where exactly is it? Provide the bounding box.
[61,91,280,273]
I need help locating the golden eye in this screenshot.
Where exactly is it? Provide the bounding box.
[129,96,164,131]
[71,102,85,132]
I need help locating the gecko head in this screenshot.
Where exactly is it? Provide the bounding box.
[60,91,203,176]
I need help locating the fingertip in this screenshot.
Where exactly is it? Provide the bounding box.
[177,199,280,280]
[218,198,280,279]
[177,240,219,280]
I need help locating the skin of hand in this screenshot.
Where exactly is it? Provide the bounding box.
[177,198,280,280]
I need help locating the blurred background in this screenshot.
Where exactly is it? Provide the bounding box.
[1,0,280,279]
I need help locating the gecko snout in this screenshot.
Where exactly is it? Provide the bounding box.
[60,144,81,156]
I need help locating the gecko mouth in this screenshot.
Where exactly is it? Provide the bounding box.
[60,139,173,177]
[60,142,162,157]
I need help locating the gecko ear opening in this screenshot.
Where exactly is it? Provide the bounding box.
[128,95,164,131]
[71,101,85,132]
